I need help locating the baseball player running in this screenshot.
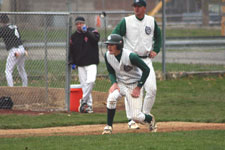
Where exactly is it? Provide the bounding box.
[0,14,28,87]
[102,34,156,135]
[112,0,161,129]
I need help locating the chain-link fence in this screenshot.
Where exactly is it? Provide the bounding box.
[157,0,225,79]
[0,12,70,111]
[0,6,224,111]
[0,11,133,112]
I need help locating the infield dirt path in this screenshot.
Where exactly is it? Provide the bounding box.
[1,122,225,138]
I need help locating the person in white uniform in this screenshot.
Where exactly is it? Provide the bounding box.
[102,34,156,135]
[112,0,161,129]
[0,14,28,87]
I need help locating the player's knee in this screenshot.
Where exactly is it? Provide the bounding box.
[87,73,97,83]
[106,94,118,109]
[5,69,12,76]
[151,87,157,96]
[107,100,117,109]
[86,79,96,84]
[131,112,145,123]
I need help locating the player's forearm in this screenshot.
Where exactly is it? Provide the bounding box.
[138,68,149,87]
[85,30,100,42]
[153,21,161,54]
[130,53,150,87]
[109,73,117,84]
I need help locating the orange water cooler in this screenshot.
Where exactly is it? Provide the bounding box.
[70,84,83,112]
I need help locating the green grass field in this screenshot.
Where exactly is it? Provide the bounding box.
[0,59,224,87]
[0,130,225,150]
[1,76,224,129]
[0,73,224,149]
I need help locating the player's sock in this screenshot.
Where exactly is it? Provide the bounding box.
[107,108,116,127]
[144,114,152,123]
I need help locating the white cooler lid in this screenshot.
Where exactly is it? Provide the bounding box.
[70,84,82,88]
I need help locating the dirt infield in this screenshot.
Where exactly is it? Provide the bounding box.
[0,122,225,138]
[0,94,225,138]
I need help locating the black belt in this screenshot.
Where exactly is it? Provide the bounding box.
[138,55,148,59]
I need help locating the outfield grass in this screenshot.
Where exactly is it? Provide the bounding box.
[0,76,224,149]
[19,27,221,42]
[0,76,224,129]
[166,28,221,37]
[1,60,224,76]
[0,60,224,87]
[0,130,224,150]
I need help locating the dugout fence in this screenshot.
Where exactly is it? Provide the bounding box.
[0,10,224,112]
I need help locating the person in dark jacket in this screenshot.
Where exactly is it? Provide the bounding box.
[69,16,100,113]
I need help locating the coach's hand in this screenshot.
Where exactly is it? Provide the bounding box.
[131,86,141,98]
[71,64,76,70]
[109,83,119,93]
[149,51,157,59]
[82,25,87,32]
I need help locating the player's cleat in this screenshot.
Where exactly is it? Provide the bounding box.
[86,106,93,113]
[149,113,157,132]
[79,100,93,113]
[79,100,87,113]
[102,125,112,135]
[128,120,140,129]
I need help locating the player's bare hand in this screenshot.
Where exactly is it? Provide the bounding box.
[109,83,119,93]
[149,51,157,59]
[131,86,141,98]
[14,52,20,58]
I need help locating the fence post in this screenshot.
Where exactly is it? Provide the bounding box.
[44,15,49,103]
[162,0,166,80]
[65,15,72,111]
[102,12,107,41]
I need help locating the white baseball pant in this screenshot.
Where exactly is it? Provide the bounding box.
[142,58,157,114]
[125,58,157,119]
[78,64,97,107]
[5,45,28,87]
[107,82,146,123]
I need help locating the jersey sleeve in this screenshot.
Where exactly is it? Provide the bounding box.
[153,21,162,54]
[104,53,117,84]
[112,18,126,36]
[129,53,150,87]
[86,27,100,43]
